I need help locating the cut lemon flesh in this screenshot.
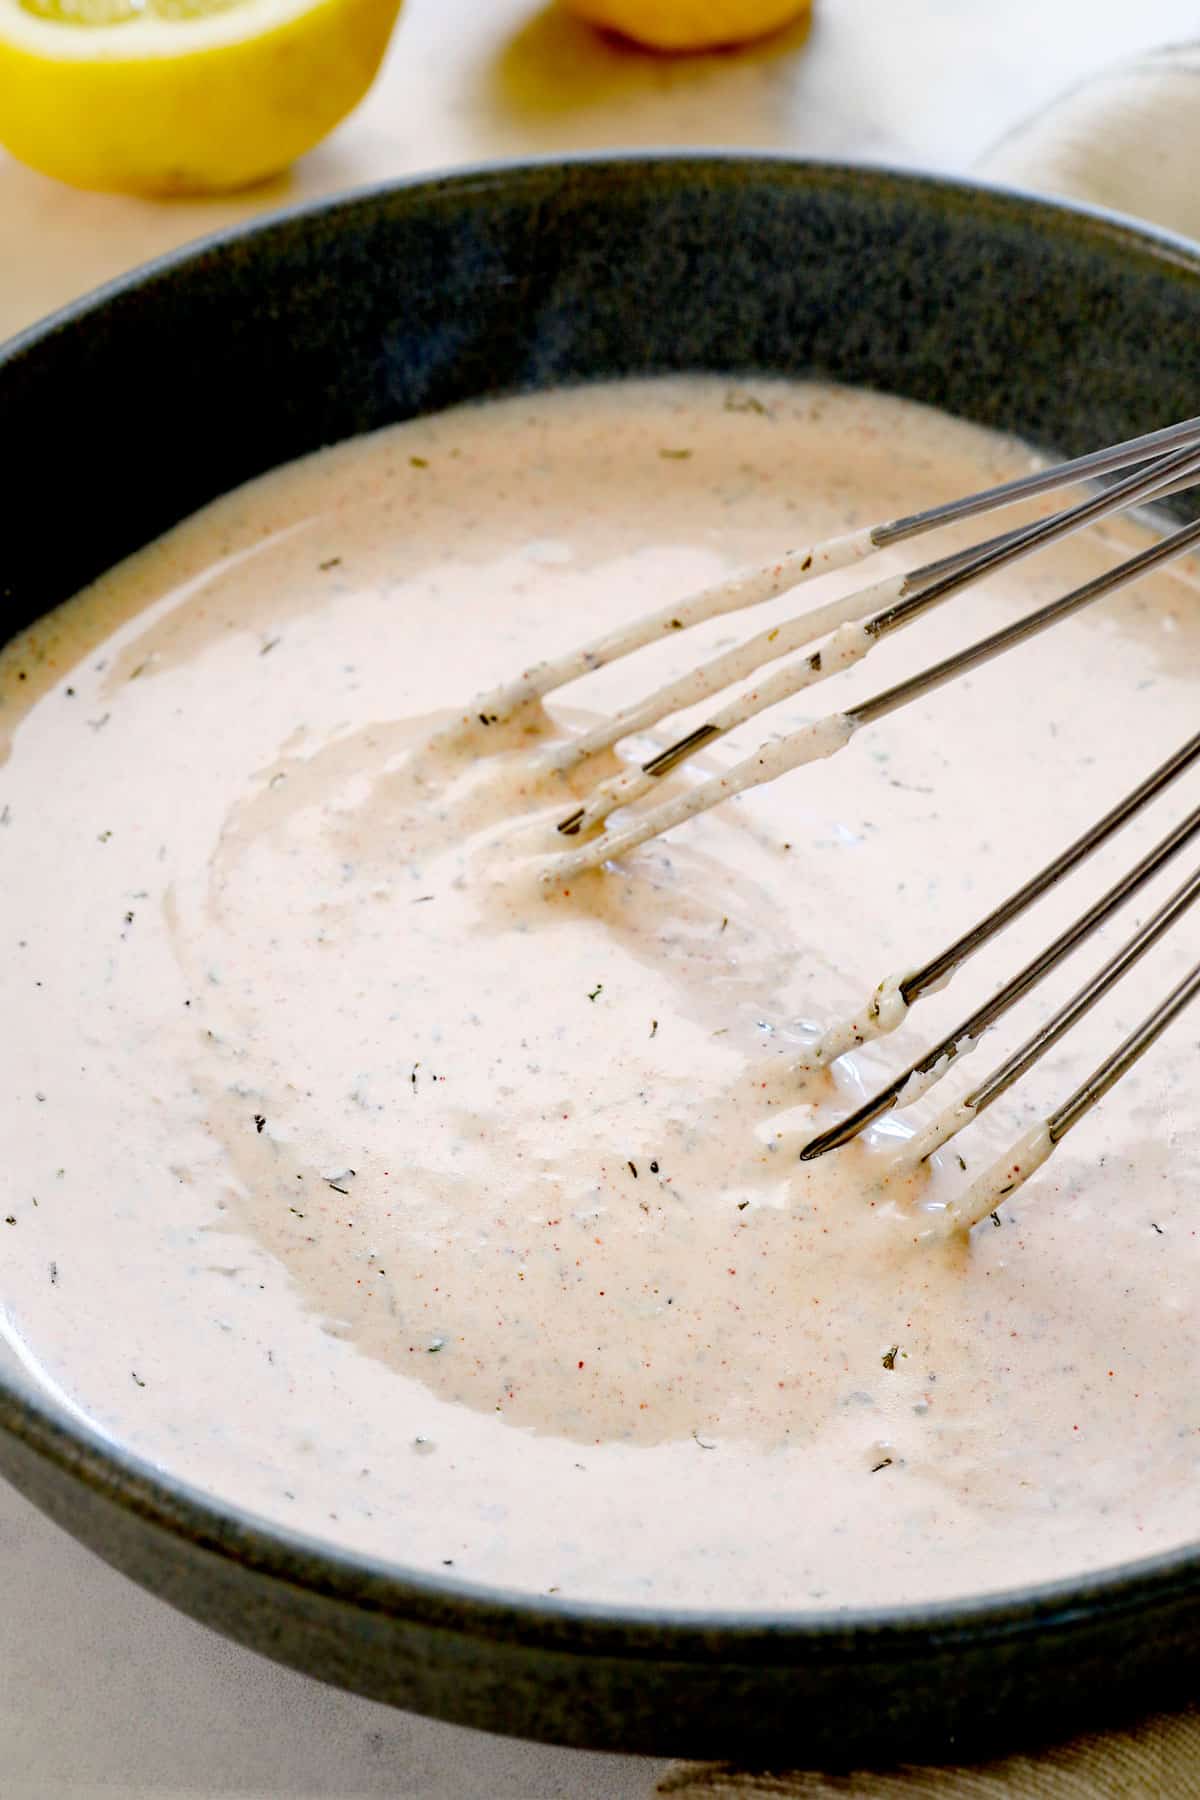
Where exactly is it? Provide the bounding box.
[0,0,403,193]
[20,0,246,24]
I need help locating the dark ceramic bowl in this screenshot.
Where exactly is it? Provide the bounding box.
[3,156,1200,1763]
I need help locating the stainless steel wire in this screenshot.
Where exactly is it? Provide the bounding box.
[458,413,1200,1222]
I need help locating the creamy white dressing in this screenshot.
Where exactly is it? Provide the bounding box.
[815,969,912,1065]
[548,708,860,879]
[895,1097,980,1178]
[566,619,876,838]
[2,377,1199,1611]
[460,520,878,729]
[948,1121,1058,1237]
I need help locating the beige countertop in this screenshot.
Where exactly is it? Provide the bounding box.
[3,2,1199,1795]
[4,0,1200,344]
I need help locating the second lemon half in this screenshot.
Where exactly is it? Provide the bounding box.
[562,0,809,52]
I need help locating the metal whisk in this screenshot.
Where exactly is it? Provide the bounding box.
[452,413,1200,1231]
[799,728,1200,1233]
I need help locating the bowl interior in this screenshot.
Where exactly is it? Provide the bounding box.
[5,157,1200,1758]
[7,156,1200,639]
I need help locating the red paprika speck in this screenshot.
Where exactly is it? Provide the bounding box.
[578,1360,584,1369]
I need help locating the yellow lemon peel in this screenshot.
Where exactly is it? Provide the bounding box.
[0,0,402,194]
[562,0,809,53]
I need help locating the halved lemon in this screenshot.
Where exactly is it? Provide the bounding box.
[562,0,809,52]
[0,0,403,195]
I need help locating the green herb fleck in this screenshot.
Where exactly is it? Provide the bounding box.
[724,392,768,415]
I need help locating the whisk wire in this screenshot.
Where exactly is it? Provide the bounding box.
[460,411,1200,1223]
[550,510,1200,878]
[555,445,1200,842]
[874,413,1200,545]
[454,415,1200,738]
[970,862,1200,1118]
[948,956,1200,1235]
[895,730,1200,1014]
[1048,958,1200,1142]
[799,800,1200,1161]
[887,860,1200,1176]
[848,505,1200,730]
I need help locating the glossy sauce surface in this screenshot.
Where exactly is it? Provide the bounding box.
[2,378,1198,1609]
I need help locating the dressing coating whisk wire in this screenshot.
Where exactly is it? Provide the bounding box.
[547,441,1200,874]
[457,411,1200,735]
[798,754,1200,1230]
[454,412,1200,1228]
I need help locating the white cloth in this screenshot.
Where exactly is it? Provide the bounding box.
[976,40,1200,240]
[659,1708,1200,1797]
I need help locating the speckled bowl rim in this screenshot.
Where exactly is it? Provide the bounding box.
[3,151,1200,1670]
